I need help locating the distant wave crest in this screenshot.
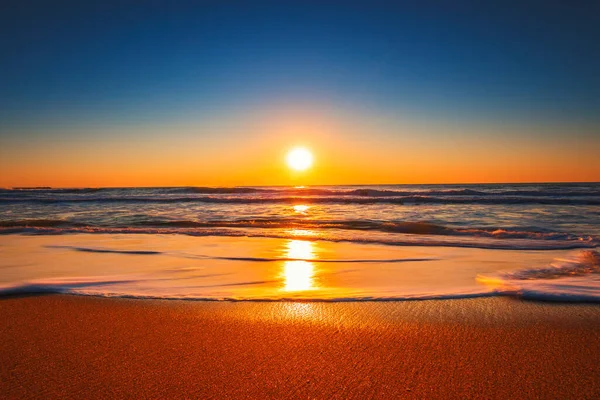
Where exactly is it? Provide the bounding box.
[2,194,600,205]
[2,185,600,207]
[4,185,600,196]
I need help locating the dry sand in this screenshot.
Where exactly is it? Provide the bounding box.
[1,295,599,399]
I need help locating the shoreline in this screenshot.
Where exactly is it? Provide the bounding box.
[3,233,596,302]
[2,295,599,399]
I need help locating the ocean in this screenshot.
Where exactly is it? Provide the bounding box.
[1,183,599,301]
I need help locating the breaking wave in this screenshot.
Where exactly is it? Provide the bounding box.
[478,250,600,301]
[0,218,596,250]
[0,280,498,301]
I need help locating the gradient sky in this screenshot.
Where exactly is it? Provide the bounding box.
[1,1,599,187]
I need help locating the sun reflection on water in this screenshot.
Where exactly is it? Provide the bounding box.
[287,239,314,259]
[282,239,316,292]
[293,204,310,214]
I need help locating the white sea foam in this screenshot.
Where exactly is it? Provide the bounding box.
[478,250,600,301]
[0,278,500,301]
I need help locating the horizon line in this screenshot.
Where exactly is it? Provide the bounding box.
[5,181,600,190]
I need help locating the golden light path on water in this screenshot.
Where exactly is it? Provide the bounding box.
[282,239,316,292]
[292,204,310,214]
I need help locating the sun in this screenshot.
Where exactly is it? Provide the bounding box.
[286,147,313,171]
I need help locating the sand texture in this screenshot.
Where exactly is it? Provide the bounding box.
[1,296,599,399]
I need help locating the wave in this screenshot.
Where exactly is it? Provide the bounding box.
[2,185,600,199]
[177,187,494,196]
[0,219,87,228]
[2,278,596,302]
[477,250,600,302]
[0,281,499,301]
[2,272,597,302]
[1,226,596,250]
[483,250,600,281]
[130,219,598,243]
[2,218,594,242]
[2,194,600,205]
[7,187,106,194]
[0,275,145,297]
[4,185,600,195]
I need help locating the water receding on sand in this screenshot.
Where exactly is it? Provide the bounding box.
[1,234,598,302]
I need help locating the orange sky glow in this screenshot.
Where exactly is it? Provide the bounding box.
[1,107,598,188]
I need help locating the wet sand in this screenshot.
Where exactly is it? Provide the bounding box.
[0,234,578,301]
[1,295,599,399]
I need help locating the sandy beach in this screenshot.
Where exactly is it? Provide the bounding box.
[1,295,599,399]
[3,0,600,398]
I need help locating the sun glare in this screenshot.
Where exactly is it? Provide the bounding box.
[282,240,316,292]
[286,147,313,171]
[293,204,310,214]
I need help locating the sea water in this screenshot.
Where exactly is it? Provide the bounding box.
[1,183,599,301]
